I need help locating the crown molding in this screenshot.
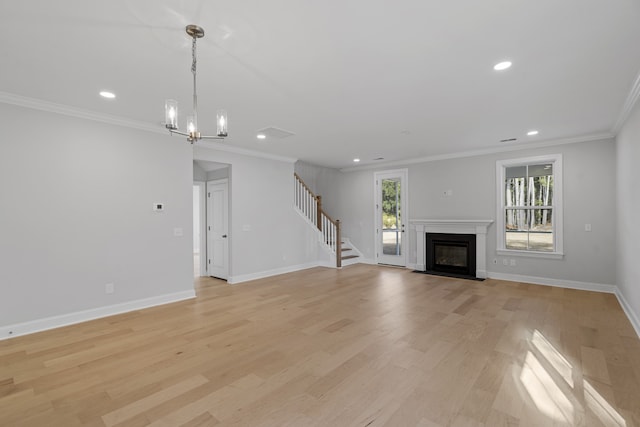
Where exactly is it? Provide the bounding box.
[612,70,640,134]
[0,91,164,135]
[194,140,297,163]
[340,133,614,172]
[0,91,298,164]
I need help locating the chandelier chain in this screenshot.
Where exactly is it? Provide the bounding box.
[191,35,198,128]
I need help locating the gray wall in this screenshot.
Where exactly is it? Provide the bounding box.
[616,101,640,328]
[332,139,617,285]
[195,147,319,281]
[193,161,207,181]
[207,167,229,181]
[0,104,194,329]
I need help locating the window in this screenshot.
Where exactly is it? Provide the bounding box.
[496,154,563,258]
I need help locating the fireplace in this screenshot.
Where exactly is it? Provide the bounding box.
[411,219,493,279]
[426,233,476,279]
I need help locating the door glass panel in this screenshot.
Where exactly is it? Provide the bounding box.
[382,178,401,255]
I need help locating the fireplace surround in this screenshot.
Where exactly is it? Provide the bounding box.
[410,220,493,279]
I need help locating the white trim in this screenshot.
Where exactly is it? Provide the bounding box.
[374,169,409,267]
[496,249,563,260]
[496,154,563,256]
[195,140,297,164]
[194,181,207,276]
[0,91,298,164]
[0,91,164,134]
[340,134,613,172]
[227,262,321,284]
[0,290,196,341]
[487,272,615,294]
[615,289,640,339]
[612,70,640,134]
[411,220,493,279]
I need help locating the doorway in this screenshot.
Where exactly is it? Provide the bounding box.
[193,182,205,277]
[375,169,408,266]
[207,179,229,280]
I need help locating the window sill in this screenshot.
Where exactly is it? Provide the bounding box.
[496,249,564,260]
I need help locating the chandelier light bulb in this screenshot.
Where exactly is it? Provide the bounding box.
[186,116,196,134]
[164,99,178,130]
[217,110,228,137]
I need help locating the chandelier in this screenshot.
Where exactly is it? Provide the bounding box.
[164,25,228,143]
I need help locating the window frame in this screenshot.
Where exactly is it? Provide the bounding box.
[496,154,564,259]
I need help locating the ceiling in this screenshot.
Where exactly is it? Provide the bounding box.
[1,0,639,169]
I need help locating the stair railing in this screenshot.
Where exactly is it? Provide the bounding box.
[294,173,342,267]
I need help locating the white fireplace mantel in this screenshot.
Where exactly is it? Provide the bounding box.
[410,219,493,279]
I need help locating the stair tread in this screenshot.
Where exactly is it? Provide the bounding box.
[341,255,359,260]
[341,248,352,252]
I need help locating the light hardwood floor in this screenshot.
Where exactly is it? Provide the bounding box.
[1,265,640,426]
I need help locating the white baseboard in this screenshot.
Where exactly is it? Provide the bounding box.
[228,262,321,284]
[0,290,196,341]
[487,272,616,294]
[615,290,640,339]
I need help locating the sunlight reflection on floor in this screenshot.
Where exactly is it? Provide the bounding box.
[518,329,627,426]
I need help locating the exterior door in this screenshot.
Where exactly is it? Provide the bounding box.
[375,170,408,266]
[207,179,229,279]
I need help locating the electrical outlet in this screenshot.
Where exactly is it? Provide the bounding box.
[502,259,508,266]
[510,259,516,266]
[105,283,114,294]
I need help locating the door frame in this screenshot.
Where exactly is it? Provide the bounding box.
[374,169,409,267]
[194,181,207,276]
[206,178,229,280]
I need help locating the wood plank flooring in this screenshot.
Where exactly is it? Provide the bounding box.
[1,264,640,426]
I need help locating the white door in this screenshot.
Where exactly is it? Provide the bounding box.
[207,179,229,279]
[375,170,408,266]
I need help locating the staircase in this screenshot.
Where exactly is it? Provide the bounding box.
[294,173,361,268]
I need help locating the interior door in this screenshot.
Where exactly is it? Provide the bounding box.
[375,170,408,266]
[206,179,229,279]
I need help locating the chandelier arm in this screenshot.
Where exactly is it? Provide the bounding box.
[168,129,191,137]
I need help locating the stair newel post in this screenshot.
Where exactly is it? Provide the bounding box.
[336,219,342,268]
[316,195,322,231]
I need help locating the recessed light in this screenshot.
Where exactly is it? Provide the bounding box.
[527,130,539,136]
[353,158,360,163]
[257,134,266,140]
[99,91,116,99]
[493,61,512,71]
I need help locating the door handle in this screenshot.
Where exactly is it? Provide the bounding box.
[222,234,228,238]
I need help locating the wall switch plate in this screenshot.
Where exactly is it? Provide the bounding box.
[503,259,508,266]
[105,283,114,294]
[510,259,516,266]
[174,228,183,237]
[242,225,251,232]
[585,224,592,232]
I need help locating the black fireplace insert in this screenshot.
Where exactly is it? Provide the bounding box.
[426,233,476,279]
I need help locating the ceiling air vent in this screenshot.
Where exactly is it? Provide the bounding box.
[256,126,295,139]
[500,138,517,143]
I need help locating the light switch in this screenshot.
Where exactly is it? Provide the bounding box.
[585,224,592,232]
[174,228,183,237]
